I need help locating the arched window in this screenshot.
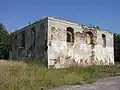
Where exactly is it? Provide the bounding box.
[102,34,106,47]
[66,27,74,43]
[86,32,93,44]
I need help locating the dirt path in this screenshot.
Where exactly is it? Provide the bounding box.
[50,76,120,90]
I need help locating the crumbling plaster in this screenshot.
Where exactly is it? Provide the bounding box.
[10,18,48,64]
[10,17,114,69]
[47,17,114,68]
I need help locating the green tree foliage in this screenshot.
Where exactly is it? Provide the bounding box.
[114,33,120,62]
[0,23,10,59]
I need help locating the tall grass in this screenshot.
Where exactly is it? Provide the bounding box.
[0,60,120,90]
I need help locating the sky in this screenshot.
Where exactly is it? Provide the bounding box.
[0,0,120,33]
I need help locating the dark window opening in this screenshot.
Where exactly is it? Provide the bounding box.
[66,27,74,43]
[86,32,93,44]
[15,35,17,39]
[21,31,25,48]
[102,34,106,47]
[31,27,36,46]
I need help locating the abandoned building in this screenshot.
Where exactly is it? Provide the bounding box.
[10,17,114,68]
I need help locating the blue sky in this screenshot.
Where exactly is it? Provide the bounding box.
[0,0,120,33]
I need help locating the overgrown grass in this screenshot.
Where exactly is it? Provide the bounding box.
[0,60,120,90]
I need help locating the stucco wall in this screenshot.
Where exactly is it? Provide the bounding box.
[47,17,114,68]
[10,18,48,63]
[10,17,114,69]
[94,30,114,65]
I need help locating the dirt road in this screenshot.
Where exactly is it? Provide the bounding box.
[51,76,120,90]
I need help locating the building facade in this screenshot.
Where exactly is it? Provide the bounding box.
[10,17,114,68]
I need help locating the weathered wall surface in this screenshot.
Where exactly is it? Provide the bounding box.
[47,17,114,68]
[94,30,114,65]
[10,18,48,63]
[10,17,114,69]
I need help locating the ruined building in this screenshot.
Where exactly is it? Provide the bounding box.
[10,17,114,68]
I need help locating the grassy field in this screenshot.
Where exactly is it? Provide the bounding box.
[0,60,120,90]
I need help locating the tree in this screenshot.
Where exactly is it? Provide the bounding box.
[114,33,120,62]
[0,23,10,59]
